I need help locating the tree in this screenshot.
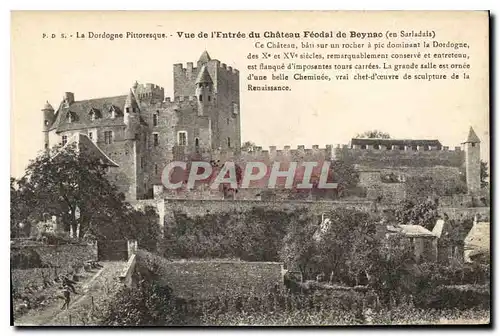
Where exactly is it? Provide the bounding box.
[330,160,360,195]
[355,130,391,139]
[394,198,439,231]
[13,143,130,240]
[279,211,318,276]
[241,141,257,152]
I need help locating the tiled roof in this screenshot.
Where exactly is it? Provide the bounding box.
[397,224,436,238]
[351,138,442,147]
[49,95,128,133]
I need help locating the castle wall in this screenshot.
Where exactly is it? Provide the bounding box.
[159,199,388,229]
[334,146,464,168]
[173,63,198,97]
[103,139,138,201]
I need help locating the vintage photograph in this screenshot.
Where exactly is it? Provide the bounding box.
[10,11,490,326]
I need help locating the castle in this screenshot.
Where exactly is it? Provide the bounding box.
[42,51,241,200]
[41,51,483,203]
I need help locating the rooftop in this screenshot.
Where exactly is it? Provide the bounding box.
[351,138,442,147]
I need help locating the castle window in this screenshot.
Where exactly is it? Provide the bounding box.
[199,95,203,102]
[153,133,159,147]
[45,143,49,149]
[177,131,187,146]
[472,143,476,147]
[61,135,68,146]
[153,113,158,126]
[195,137,200,147]
[360,145,367,149]
[227,137,231,148]
[126,107,130,113]
[104,131,113,144]
[155,164,158,175]
[208,96,211,102]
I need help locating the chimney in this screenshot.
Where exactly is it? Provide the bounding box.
[63,92,75,105]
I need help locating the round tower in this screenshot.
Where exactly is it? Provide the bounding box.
[124,88,140,140]
[42,101,54,151]
[195,65,213,116]
[463,126,481,194]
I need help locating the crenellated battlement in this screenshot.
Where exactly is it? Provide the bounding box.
[337,143,462,152]
[218,61,239,75]
[333,141,465,168]
[174,60,239,75]
[135,82,165,102]
[207,141,465,169]
[163,96,200,103]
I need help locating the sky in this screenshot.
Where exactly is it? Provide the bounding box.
[10,11,489,177]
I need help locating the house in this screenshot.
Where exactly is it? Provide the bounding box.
[386,224,438,263]
[464,220,490,263]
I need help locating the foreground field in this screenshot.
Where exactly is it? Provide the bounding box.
[199,307,490,326]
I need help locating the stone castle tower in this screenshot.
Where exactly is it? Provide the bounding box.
[463,127,481,194]
[173,51,241,151]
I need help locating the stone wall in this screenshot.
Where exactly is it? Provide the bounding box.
[11,242,98,269]
[158,199,388,230]
[439,207,490,221]
[334,146,464,168]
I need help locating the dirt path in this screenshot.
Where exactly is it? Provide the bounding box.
[15,261,126,326]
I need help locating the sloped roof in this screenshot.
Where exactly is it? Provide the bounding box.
[125,89,140,110]
[43,101,54,111]
[464,127,481,144]
[51,133,119,167]
[195,65,213,84]
[397,224,436,238]
[351,138,442,147]
[49,95,127,133]
[464,222,490,252]
[198,50,211,64]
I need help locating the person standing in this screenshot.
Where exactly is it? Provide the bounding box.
[61,286,71,310]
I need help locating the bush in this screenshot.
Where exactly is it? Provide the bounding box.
[11,248,45,269]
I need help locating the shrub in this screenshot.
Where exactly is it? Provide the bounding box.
[11,248,45,269]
